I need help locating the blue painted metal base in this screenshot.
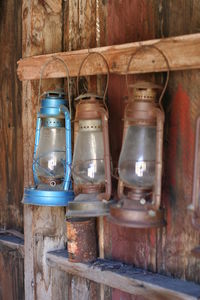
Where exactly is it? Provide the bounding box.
[23,187,74,206]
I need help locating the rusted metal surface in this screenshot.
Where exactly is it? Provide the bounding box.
[109,81,165,228]
[66,218,97,263]
[73,96,111,200]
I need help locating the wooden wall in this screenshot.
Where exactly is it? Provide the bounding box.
[0,1,24,300]
[1,0,200,299]
[0,0,23,232]
[105,1,200,299]
[64,0,200,298]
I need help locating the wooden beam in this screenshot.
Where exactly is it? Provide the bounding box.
[46,250,200,300]
[22,2,69,300]
[17,33,200,81]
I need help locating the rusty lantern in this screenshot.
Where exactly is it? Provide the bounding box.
[188,115,200,257]
[108,45,169,228]
[66,52,112,218]
[109,81,166,228]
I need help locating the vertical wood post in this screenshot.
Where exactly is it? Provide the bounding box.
[22,1,68,299]
[63,1,106,298]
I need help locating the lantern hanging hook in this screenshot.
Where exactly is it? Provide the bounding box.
[38,56,72,118]
[125,44,170,108]
[77,51,110,111]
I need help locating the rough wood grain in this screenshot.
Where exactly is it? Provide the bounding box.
[17,33,200,81]
[0,233,24,257]
[0,246,24,300]
[63,1,100,299]
[46,250,200,300]
[0,0,23,231]
[154,0,200,285]
[22,1,69,300]
[106,3,158,299]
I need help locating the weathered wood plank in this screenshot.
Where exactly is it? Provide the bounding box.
[22,2,69,300]
[17,33,200,81]
[0,233,24,257]
[106,3,158,299]
[0,248,24,300]
[0,0,23,231]
[154,0,200,285]
[46,250,200,300]
[63,1,100,299]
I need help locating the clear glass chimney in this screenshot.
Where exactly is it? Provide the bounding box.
[72,119,105,185]
[34,118,66,188]
[118,125,156,188]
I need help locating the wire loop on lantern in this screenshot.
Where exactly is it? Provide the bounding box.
[125,44,170,108]
[76,51,110,112]
[38,56,72,118]
[191,115,200,229]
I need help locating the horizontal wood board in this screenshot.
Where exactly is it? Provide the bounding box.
[0,233,24,256]
[46,249,200,300]
[17,33,200,81]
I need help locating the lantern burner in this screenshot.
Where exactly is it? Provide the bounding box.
[109,203,165,228]
[66,193,113,218]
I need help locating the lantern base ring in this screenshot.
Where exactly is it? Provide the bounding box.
[108,204,166,228]
[23,187,74,206]
[66,194,115,218]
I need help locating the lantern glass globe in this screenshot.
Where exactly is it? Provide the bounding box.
[118,125,156,188]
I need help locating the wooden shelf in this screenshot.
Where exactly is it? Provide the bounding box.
[0,233,24,257]
[46,249,200,300]
[17,33,200,81]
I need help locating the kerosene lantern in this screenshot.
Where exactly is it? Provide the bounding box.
[23,51,77,200]
[23,90,74,206]
[23,57,74,206]
[66,52,112,217]
[109,80,167,227]
[188,115,200,257]
[108,45,169,228]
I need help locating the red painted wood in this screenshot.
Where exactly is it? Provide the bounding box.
[106,1,157,299]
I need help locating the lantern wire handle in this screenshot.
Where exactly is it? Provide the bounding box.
[125,44,170,108]
[191,115,200,229]
[76,51,110,111]
[38,56,72,118]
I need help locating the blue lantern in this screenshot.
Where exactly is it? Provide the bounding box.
[23,90,74,206]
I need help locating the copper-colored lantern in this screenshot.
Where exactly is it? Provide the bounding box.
[109,81,166,227]
[109,45,169,228]
[189,116,200,257]
[66,52,112,217]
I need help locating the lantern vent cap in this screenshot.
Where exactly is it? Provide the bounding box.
[42,90,66,99]
[40,90,68,117]
[129,81,162,102]
[75,93,103,101]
